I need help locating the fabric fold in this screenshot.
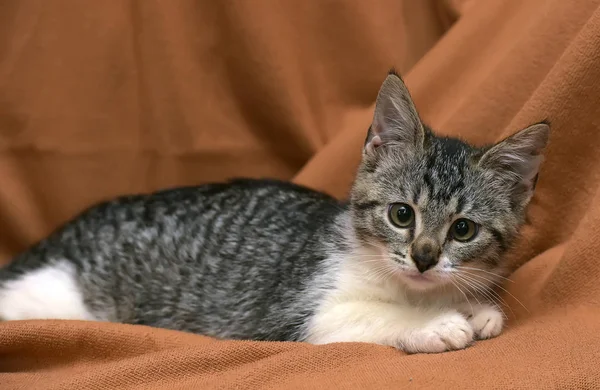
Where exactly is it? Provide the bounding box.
[1,0,599,388]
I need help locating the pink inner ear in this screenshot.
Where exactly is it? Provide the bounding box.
[371,135,383,148]
[365,135,383,154]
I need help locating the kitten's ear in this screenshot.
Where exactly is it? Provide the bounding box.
[364,71,425,155]
[478,122,550,201]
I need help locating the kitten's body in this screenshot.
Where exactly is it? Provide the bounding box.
[0,180,345,341]
[0,179,497,351]
[0,72,549,353]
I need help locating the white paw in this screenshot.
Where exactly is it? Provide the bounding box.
[468,305,504,339]
[402,312,474,354]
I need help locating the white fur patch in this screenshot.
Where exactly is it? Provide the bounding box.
[0,261,96,321]
[304,249,479,353]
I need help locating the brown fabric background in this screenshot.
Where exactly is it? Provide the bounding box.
[1,0,599,388]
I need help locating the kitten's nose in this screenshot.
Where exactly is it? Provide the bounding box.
[411,237,440,273]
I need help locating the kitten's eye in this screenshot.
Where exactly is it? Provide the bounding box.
[388,203,415,228]
[451,219,478,242]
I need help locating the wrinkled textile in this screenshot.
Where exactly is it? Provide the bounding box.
[1,0,600,389]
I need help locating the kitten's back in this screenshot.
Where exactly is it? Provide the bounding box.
[0,179,344,341]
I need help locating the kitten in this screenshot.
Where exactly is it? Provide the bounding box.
[0,71,549,353]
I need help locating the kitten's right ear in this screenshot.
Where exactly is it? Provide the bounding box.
[364,70,425,156]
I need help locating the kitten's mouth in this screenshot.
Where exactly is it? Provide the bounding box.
[404,272,435,283]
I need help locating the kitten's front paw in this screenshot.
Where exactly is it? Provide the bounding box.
[403,312,473,354]
[468,305,504,339]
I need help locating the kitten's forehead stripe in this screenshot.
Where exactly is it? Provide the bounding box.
[419,132,474,205]
[437,136,470,159]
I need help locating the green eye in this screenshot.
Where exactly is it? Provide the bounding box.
[451,219,478,242]
[388,203,415,228]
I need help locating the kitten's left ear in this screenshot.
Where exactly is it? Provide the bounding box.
[478,122,550,201]
[364,70,425,155]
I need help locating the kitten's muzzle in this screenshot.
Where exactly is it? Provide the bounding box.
[411,237,440,273]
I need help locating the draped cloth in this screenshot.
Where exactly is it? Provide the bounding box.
[1,0,599,388]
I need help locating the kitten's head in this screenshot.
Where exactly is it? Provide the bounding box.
[350,70,549,291]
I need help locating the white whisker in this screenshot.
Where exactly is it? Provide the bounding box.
[452,275,482,307]
[454,273,511,319]
[459,270,529,313]
[449,277,474,316]
[454,266,515,283]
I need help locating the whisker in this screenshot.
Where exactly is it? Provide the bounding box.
[454,266,515,283]
[342,255,389,261]
[456,270,503,289]
[454,273,504,310]
[344,253,390,258]
[346,254,408,265]
[455,275,508,320]
[452,275,482,307]
[351,241,407,258]
[449,277,474,316]
[455,273,511,319]
[459,270,529,313]
[356,258,393,264]
[367,242,389,251]
[454,273,494,303]
[365,264,396,284]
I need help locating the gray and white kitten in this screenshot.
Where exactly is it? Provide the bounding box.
[0,71,549,354]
